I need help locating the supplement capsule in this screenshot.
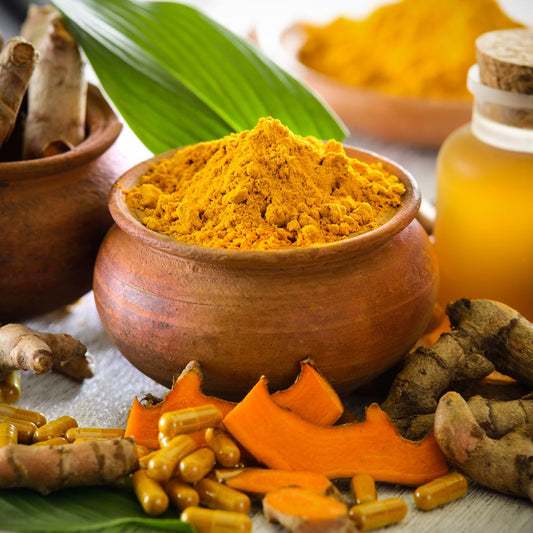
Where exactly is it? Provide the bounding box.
[33,415,78,442]
[0,403,46,427]
[350,474,377,505]
[164,478,200,511]
[65,427,125,442]
[205,427,241,467]
[0,372,21,404]
[31,436,69,446]
[132,469,169,516]
[139,450,159,469]
[0,421,18,446]
[196,477,251,514]
[148,434,197,482]
[181,506,252,533]
[158,404,223,438]
[0,416,37,444]
[158,431,172,448]
[349,497,408,532]
[179,447,216,483]
[414,472,468,511]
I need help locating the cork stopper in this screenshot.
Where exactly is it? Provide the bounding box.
[476,29,533,94]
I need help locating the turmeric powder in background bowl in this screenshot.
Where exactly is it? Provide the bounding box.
[257,0,526,146]
[94,118,439,399]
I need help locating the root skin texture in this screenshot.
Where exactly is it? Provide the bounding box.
[0,324,93,381]
[0,37,38,148]
[0,438,139,494]
[434,391,533,502]
[23,14,86,159]
[382,299,533,421]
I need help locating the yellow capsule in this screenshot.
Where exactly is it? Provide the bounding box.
[181,506,252,533]
[132,469,169,516]
[179,447,216,483]
[31,437,69,446]
[414,472,468,511]
[158,404,223,439]
[205,427,241,467]
[158,431,172,448]
[139,450,159,469]
[350,474,377,505]
[0,403,47,427]
[0,372,21,404]
[164,478,200,511]
[349,498,407,531]
[65,427,125,442]
[148,434,197,482]
[196,477,251,514]
[33,415,78,442]
[0,416,37,444]
[0,422,18,446]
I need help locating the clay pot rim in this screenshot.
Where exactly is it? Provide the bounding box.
[0,84,122,181]
[109,145,421,267]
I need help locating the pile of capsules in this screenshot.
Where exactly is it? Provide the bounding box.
[0,400,469,532]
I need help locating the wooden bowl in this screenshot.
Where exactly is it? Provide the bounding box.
[93,146,439,399]
[256,22,472,147]
[0,85,134,322]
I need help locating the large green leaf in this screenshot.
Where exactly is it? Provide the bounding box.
[51,0,346,153]
[0,486,193,532]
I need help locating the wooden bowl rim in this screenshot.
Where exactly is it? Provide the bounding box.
[108,145,421,267]
[0,84,122,180]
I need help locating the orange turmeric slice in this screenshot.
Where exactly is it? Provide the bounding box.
[215,467,345,501]
[223,377,449,486]
[125,359,343,449]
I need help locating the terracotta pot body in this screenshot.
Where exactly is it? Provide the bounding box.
[94,147,439,399]
[0,85,132,322]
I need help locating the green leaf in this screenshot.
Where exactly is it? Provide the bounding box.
[0,486,193,532]
[51,0,346,154]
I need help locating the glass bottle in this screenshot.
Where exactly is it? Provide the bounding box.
[433,29,533,320]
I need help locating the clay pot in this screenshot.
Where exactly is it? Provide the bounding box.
[0,85,133,322]
[94,147,439,399]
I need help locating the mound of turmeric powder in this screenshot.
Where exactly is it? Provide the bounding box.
[125,118,405,250]
[298,0,524,99]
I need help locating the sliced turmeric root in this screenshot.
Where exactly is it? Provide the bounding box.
[223,378,449,486]
[215,467,345,502]
[125,361,233,449]
[272,358,343,425]
[263,487,356,533]
[125,359,344,449]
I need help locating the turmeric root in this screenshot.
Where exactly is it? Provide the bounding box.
[0,324,93,381]
[434,391,533,502]
[0,438,139,494]
[382,299,533,421]
[23,13,86,159]
[21,4,58,49]
[0,37,38,149]
[215,467,345,502]
[263,487,356,533]
[395,394,533,441]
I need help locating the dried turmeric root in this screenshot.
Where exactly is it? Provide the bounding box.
[23,12,86,159]
[434,391,533,502]
[0,438,139,494]
[382,299,533,421]
[263,487,356,533]
[0,37,38,149]
[0,324,93,381]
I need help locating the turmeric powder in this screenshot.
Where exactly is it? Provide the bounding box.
[298,0,524,99]
[125,117,405,250]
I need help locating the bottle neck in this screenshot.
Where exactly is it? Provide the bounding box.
[468,65,533,153]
